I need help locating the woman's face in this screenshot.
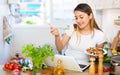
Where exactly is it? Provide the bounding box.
[74,10,91,29]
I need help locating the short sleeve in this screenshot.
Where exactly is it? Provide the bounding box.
[96,30,106,44]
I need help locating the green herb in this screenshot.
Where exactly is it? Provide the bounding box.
[22,44,55,72]
[103,55,110,63]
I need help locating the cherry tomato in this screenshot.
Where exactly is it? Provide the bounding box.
[4,63,9,69]
[109,66,114,71]
[103,67,109,72]
[13,64,21,70]
[8,64,14,70]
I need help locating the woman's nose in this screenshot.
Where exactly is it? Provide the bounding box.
[76,18,81,23]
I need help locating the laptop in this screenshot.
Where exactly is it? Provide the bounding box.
[45,54,90,72]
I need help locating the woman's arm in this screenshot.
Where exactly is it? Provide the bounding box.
[111,36,119,50]
[111,30,120,50]
[96,43,105,48]
[55,33,70,51]
[50,27,70,51]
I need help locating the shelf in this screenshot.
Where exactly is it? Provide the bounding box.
[114,19,120,26]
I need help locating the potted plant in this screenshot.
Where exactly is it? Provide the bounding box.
[22,44,55,74]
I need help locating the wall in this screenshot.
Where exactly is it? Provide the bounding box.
[102,9,120,43]
[12,26,61,55]
[0,0,120,64]
[7,3,120,56]
[0,0,11,64]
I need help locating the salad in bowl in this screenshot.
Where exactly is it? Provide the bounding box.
[85,47,107,56]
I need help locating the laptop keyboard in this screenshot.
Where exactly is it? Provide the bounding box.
[79,64,87,68]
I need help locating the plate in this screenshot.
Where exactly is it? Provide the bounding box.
[85,47,107,56]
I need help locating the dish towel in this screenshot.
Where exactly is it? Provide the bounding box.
[3,16,13,44]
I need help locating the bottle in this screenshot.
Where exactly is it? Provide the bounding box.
[54,59,65,75]
[89,57,96,75]
[107,42,112,57]
[98,52,104,75]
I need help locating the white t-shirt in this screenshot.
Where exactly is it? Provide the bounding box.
[65,26,106,64]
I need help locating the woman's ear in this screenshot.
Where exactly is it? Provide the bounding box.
[89,13,93,20]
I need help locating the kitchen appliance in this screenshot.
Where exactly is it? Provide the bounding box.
[110,55,120,75]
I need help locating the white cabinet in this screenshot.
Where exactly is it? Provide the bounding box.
[110,0,120,8]
[93,0,104,10]
[7,0,20,4]
[78,0,120,10]
[94,0,120,10]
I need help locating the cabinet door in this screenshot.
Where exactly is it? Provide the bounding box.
[111,0,120,8]
[94,0,120,9]
[78,0,120,10]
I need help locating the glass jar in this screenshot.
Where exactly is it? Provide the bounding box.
[54,59,65,75]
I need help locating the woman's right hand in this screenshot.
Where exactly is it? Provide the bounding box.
[50,27,60,37]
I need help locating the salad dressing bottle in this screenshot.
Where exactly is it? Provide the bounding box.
[54,59,65,75]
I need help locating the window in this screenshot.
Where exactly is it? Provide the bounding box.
[9,0,45,25]
[51,0,78,26]
[10,0,78,26]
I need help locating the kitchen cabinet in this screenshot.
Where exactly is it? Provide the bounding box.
[8,0,20,4]
[114,19,120,26]
[94,0,120,10]
[78,0,120,10]
[110,0,120,8]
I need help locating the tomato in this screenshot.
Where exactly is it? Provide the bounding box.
[109,66,114,71]
[103,67,109,72]
[4,64,9,69]
[8,64,14,70]
[13,64,21,70]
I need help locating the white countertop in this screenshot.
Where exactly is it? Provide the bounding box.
[0,65,8,75]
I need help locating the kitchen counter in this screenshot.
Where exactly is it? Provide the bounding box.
[0,65,109,75]
[41,67,110,75]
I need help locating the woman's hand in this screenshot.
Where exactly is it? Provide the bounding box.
[50,27,60,37]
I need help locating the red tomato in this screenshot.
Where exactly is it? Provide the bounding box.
[13,64,21,70]
[103,67,109,72]
[109,66,114,71]
[8,64,14,70]
[4,63,9,69]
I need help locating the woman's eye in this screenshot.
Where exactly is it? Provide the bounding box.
[75,16,83,20]
[75,17,78,20]
[79,16,83,19]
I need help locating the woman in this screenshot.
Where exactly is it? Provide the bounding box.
[50,3,106,64]
[111,30,120,50]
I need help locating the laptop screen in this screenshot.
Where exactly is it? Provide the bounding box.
[45,54,90,72]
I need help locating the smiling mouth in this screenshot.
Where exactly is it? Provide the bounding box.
[77,23,82,27]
